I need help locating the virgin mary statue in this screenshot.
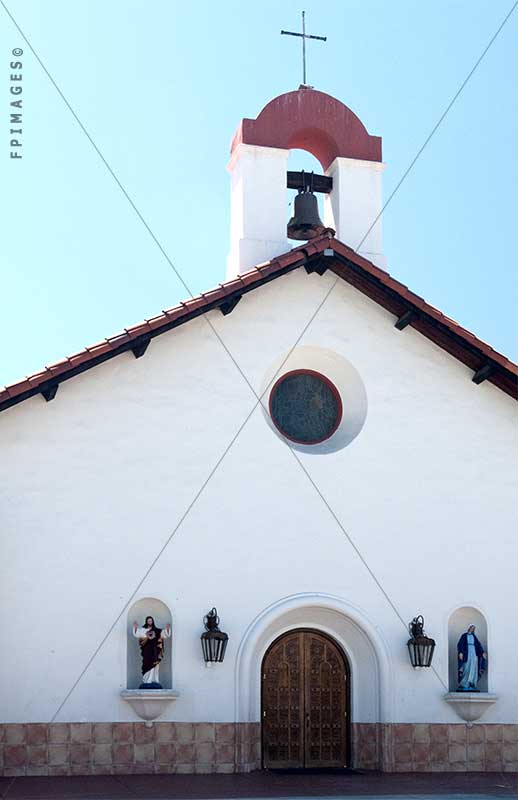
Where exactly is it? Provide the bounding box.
[457,624,487,691]
[133,616,171,689]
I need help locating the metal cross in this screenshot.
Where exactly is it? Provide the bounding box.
[281,11,327,86]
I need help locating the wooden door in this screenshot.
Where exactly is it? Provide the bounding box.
[262,630,349,769]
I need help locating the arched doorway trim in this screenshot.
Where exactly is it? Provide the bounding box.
[234,592,393,725]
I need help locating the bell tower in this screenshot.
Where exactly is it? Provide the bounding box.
[227,86,385,278]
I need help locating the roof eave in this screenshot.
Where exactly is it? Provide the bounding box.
[0,237,516,413]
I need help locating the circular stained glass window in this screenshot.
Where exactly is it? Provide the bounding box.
[269,370,343,445]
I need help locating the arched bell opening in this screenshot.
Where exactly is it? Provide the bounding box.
[286,149,328,242]
[231,86,382,167]
[287,126,340,172]
[261,627,351,770]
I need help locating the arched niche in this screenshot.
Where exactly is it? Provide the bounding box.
[448,606,488,693]
[127,598,173,690]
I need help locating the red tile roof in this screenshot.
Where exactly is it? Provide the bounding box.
[1,235,516,412]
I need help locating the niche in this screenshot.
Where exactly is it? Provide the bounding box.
[127,597,173,690]
[448,606,488,693]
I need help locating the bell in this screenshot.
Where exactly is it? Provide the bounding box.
[287,189,325,241]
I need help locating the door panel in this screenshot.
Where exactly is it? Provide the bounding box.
[262,631,304,768]
[262,629,348,769]
[304,631,348,768]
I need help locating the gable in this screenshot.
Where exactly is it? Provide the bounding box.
[0,235,516,414]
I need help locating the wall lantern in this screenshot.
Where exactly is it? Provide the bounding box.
[201,608,228,664]
[407,615,436,668]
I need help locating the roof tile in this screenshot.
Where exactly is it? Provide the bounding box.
[46,359,71,373]
[180,297,208,312]
[4,378,34,395]
[27,371,51,386]
[220,278,246,294]
[125,322,153,337]
[238,270,263,286]
[161,307,186,321]
[257,261,282,277]
[68,351,98,368]
[273,249,306,268]
[85,342,112,357]
[106,332,132,347]
[146,314,168,330]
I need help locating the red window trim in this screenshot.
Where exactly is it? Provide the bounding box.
[268,368,343,446]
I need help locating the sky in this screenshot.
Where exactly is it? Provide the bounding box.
[1,0,517,388]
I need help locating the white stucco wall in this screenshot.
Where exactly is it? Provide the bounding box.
[226,143,290,277]
[226,145,387,276]
[1,269,516,726]
[324,156,385,267]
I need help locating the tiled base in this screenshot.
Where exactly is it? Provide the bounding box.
[0,722,260,777]
[354,723,518,773]
[1,722,518,776]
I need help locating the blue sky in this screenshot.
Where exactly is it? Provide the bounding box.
[1,0,517,387]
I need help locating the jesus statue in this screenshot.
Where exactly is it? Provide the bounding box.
[133,616,171,689]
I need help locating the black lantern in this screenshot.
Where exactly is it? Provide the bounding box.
[201,608,228,664]
[407,615,436,668]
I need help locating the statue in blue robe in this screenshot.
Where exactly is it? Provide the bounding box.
[457,625,487,692]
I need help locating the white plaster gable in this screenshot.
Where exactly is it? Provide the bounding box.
[0,268,516,725]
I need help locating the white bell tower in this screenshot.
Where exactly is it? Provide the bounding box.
[226,143,289,279]
[226,86,385,278]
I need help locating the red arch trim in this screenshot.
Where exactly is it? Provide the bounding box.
[269,368,343,446]
[231,86,382,170]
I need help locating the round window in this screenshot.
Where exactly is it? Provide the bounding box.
[269,369,343,445]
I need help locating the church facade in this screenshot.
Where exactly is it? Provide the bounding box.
[1,87,517,777]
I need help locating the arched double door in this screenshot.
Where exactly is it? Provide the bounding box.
[261,629,350,769]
